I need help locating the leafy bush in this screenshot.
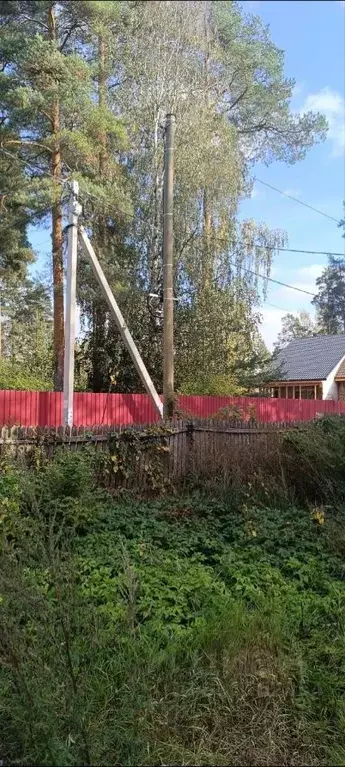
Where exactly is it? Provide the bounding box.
[0,359,50,390]
[280,415,345,503]
[2,434,345,764]
[180,372,246,396]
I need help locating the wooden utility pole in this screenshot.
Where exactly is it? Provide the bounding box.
[163,113,176,420]
[79,226,163,419]
[63,180,80,427]
[48,3,64,391]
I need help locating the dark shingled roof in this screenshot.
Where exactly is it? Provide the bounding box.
[275,335,345,381]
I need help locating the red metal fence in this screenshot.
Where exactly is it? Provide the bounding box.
[1,390,345,427]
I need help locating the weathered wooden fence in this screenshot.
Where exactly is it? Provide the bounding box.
[0,419,294,489]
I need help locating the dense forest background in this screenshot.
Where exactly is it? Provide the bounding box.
[0,0,330,393]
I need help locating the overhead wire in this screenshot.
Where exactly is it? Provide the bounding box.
[255,178,341,224]
[0,146,135,220]
[1,147,339,300]
[227,257,317,297]
[271,247,345,257]
[0,146,68,188]
[31,236,53,248]
[212,234,345,258]
[264,301,294,312]
[3,146,342,228]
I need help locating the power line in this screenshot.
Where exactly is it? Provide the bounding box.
[228,258,316,297]
[255,178,341,224]
[278,247,345,257]
[2,147,342,279]
[0,146,135,220]
[31,236,53,248]
[0,146,68,188]
[80,188,135,221]
[214,235,345,258]
[264,301,299,312]
[3,146,343,229]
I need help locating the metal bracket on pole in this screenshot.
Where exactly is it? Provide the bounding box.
[63,180,80,427]
[78,225,163,419]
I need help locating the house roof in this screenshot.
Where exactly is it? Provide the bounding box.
[335,358,345,379]
[275,335,345,381]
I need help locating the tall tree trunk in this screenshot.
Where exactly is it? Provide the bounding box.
[202,4,212,291]
[98,34,106,174]
[91,33,108,392]
[48,4,64,391]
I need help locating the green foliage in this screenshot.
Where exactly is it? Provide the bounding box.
[0,0,328,393]
[95,426,174,493]
[312,256,345,335]
[2,422,345,763]
[180,372,246,396]
[0,277,53,386]
[280,415,345,504]
[274,310,317,353]
[0,359,50,391]
[0,149,35,278]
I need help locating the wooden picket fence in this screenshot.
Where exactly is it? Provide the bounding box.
[0,419,297,489]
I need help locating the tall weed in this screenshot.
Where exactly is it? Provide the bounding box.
[2,431,345,765]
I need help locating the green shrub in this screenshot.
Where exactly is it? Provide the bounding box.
[280,415,345,504]
[2,443,345,764]
[0,359,50,390]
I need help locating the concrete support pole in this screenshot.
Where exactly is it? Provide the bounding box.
[63,180,79,426]
[79,225,163,419]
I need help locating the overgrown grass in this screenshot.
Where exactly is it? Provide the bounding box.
[2,418,345,765]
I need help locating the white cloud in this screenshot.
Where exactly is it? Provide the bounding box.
[288,283,318,296]
[260,307,286,350]
[292,82,305,100]
[260,264,325,347]
[250,184,261,199]
[278,264,325,300]
[297,264,325,282]
[300,87,345,157]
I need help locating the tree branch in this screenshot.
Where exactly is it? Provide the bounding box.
[59,23,80,52]
[20,15,49,31]
[3,140,52,154]
[226,87,249,112]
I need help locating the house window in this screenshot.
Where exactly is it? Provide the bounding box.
[301,386,315,400]
[271,385,321,400]
[338,382,345,401]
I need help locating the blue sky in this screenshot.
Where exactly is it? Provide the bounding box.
[29,0,345,348]
[240,0,345,347]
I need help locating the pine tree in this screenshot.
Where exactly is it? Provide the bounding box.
[0,0,329,396]
[0,276,53,387]
[0,1,86,387]
[0,0,129,390]
[313,257,345,335]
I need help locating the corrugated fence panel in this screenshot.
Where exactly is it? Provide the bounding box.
[2,390,345,426]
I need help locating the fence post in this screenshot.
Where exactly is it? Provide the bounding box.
[186,421,195,478]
